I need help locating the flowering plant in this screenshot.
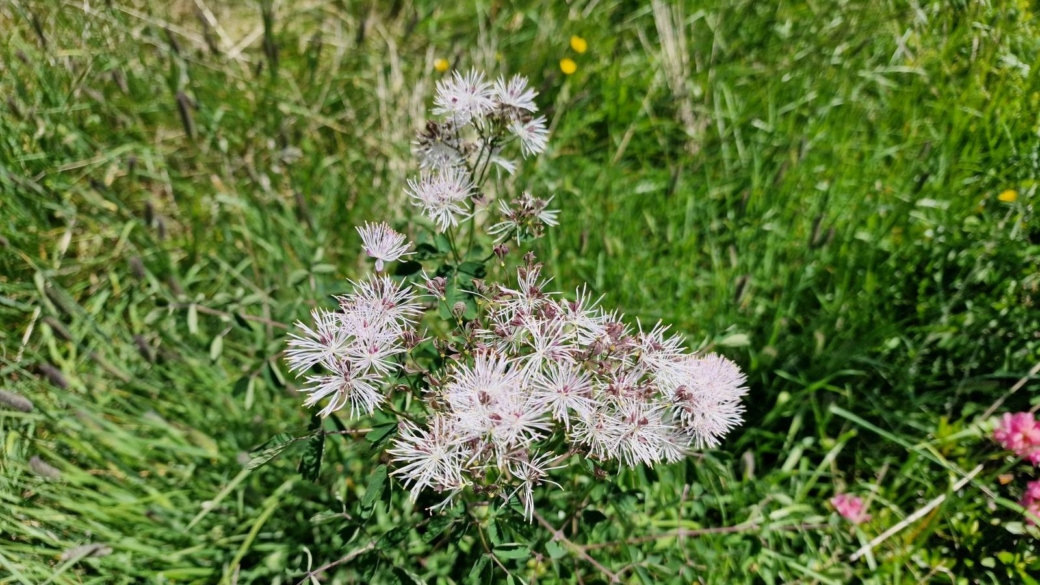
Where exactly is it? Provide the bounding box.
[268,69,748,523]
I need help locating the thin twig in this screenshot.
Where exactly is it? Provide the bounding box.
[849,464,983,562]
[325,429,372,436]
[174,303,289,329]
[533,510,619,583]
[980,360,1040,420]
[582,522,829,550]
[295,541,377,585]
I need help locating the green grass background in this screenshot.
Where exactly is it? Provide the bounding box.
[1,0,1039,582]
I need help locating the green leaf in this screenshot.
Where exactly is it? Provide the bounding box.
[233,375,257,410]
[384,526,410,547]
[288,269,310,285]
[267,360,286,388]
[494,544,531,561]
[582,509,608,526]
[360,464,387,517]
[245,433,296,470]
[414,242,439,260]
[394,260,423,276]
[209,334,223,361]
[309,510,346,525]
[457,261,486,278]
[187,303,198,335]
[462,297,478,320]
[486,518,502,546]
[233,311,253,329]
[421,515,456,543]
[311,263,337,274]
[297,415,325,481]
[435,233,452,254]
[392,566,426,584]
[466,555,488,584]
[366,421,397,446]
[545,540,567,560]
[718,332,750,347]
[232,375,252,396]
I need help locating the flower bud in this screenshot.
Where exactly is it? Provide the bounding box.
[425,276,448,299]
[493,243,509,263]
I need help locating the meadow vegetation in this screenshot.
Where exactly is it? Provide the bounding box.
[1,0,1039,583]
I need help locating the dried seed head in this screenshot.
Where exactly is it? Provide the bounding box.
[60,543,112,562]
[452,301,467,317]
[38,363,67,389]
[134,335,154,363]
[129,257,145,280]
[0,390,34,413]
[29,456,61,480]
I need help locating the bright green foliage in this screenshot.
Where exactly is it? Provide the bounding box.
[1,0,1039,583]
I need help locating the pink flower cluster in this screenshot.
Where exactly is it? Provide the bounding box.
[830,493,871,525]
[1021,480,1040,526]
[993,412,1040,465]
[993,412,1040,526]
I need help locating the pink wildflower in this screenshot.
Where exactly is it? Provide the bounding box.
[1021,480,1040,526]
[830,493,871,525]
[994,412,1040,465]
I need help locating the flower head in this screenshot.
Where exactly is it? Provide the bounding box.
[664,354,748,449]
[994,412,1040,464]
[433,69,494,125]
[493,74,538,115]
[530,362,595,429]
[1022,480,1040,525]
[286,309,350,374]
[357,222,413,272]
[998,189,1018,203]
[299,369,385,418]
[560,58,577,75]
[389,417,467,500]
[831,493,871,524]
[570,36,588,54]
[406,167,474,231]
[509,116,549,158]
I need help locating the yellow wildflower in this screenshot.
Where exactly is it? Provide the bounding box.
[560,58,577,75]
[570,36,588,54]
[998,189,1018,203]
[434,58,449,73]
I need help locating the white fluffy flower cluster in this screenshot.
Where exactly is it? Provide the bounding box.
[385,263,747,518]
[284,67,748,521]
[409,70,551,233]
[285,275,422,418]
[285,257,747,519]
